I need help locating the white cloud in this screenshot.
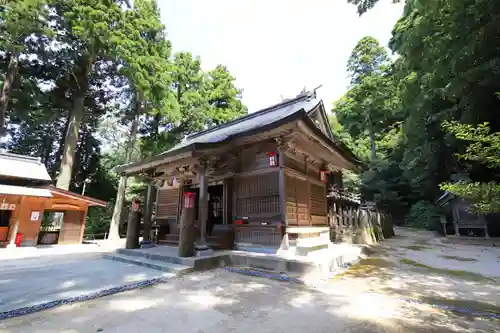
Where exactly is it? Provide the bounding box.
[158,0,404,112]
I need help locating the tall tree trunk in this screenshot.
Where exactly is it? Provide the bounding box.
[0,51,20,140]
[55,55,92,189]
[368,113,377,163]
[108,106,140,241]
[56,94,85,190]
[369,127,377,162]
[52,113,70,179]
[42,134,53,165]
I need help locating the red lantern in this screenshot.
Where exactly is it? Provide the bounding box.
[183,192,196,208]
[268,152,278,167]
[320,170,329,183]
[131,198,141,211]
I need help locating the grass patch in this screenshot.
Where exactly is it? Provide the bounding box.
[439,255,478,262]
[333,258,394,280]
[420,296,500,318]
[402,245,430,251]
[400,259,494,282]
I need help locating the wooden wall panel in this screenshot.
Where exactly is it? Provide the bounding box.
[58,210,84,244]
[156,188,180,220]
[234,173,280,223]
[284,155,306,173]
[308,165,319,180]
[311,183,326,216]
[240,151,272,173]
[285,175,297,225]
[296,178,309,226]
[311,215,327,225]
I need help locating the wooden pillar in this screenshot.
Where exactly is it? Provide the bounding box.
[223,178,233,225]
[125,199,141,249]
[178,192,196,257]
[142,182,154,242]
[7,196,25,248]
[278,143,286,226]
[195,163,210,251]
[78,209,88,244]
[452,207,460,236]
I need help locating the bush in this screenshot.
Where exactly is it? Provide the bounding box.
[404,200,441,230]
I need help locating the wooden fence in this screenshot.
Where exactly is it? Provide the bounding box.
[328,199,394,244]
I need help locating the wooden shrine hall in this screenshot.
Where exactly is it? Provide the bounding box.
[116,90,362,254]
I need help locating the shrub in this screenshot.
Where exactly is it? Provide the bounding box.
[404,200,441,230]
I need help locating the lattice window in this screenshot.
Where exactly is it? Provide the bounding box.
[235,173,280,216]
[156,188,180,219]
[311,184,326,216]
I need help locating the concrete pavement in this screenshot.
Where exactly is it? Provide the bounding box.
[0,253,172,313]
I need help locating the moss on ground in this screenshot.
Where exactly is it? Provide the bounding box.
[402,245,430,251]
[400,259,494,282]
[333,258,394,280]
[439,255,478,262]
[420,296,500,318]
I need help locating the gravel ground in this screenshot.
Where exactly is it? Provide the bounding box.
[0,228,498,333]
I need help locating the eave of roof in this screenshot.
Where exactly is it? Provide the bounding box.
[117,108,362,176]
[44,186,108,207]
[0,184,52,198]
[0,152,51,182]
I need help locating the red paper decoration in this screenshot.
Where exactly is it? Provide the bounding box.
[320,170,329,183]
[268,152,278,167]
[183,192,196,208]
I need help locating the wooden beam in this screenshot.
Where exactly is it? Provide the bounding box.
[142,182,154,242]
[305,157,312,227]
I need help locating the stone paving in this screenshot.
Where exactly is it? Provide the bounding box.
[0,253,171,313]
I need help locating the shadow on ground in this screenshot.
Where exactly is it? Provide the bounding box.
[0,267,498,333]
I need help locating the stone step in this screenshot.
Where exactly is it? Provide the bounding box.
[103,253,194,275]
[116,248,184,265]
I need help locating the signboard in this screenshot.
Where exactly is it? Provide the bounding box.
[0,200,15,210]
[30,211,40,221]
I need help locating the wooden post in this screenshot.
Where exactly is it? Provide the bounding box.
[7,196,25,248]
[195,162,211,253]
[142,182,154,242]
[305,157,312,226]
[78,209,88,244]
[125,198,141,249]
[178,191,196,257]
[278,143,286,226]
[452,207,460,236]
[223,178,232,225]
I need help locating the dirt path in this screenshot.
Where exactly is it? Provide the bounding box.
[0,228,498,333]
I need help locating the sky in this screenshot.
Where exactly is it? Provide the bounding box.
[158,0,404,113]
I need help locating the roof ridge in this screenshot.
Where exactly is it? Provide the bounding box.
[0,152,42,163]
[186,91,316,140]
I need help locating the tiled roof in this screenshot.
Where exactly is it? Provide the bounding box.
[158,91,318,156]
[0,152,52,182]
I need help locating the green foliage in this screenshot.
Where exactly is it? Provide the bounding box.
[337,0,500,223]
[440,121,500,213]
[346,36,389,85]
[85,203,113,236]
[442,121,500,169]
[2,0,246,205]
[347,0,401,15]
[404,201,441,230]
